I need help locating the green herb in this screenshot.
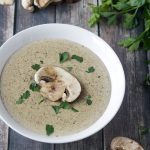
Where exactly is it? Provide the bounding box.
[71,55,83,63]
[38,99,45,104]
[67,67,73,72]
[46,124,54,136]
[40,60,44,64]
[59,52,69,63]
[52,106,60,114]
[71,107,79,112]
[31,64,41,71]
[89,0,150,83]
[29,82,41,92]
[86,95,92,105]
[86,66,95,73]
[145,60,150,64]
[143,74,150,86]
[139,126,150,136]
[16,90,30,104]
[52,101,79,114]
[59,101,71,109]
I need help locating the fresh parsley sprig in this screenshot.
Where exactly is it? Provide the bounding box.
[16,90,30,104]
[52,101,79,114]
[89,0,150,85]
[89,0,150,52]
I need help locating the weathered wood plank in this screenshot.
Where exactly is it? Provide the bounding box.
[8,1,56,150]
[9,130,54,150]
[56,0,98,33]
[0,4,15,150]
[55,1,103,150]
[14,1,55,33]
[99,17,150,150]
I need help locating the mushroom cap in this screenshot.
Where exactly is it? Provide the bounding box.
[34,66,81,102]
[55,67,81,102]
[111,137,144,150]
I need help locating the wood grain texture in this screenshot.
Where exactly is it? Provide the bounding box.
[14,0,55,33]
[55,1,103,149]
[56,0,98,33]
[8,130,54,150]
[0,4,15,150]
[99,17,150,150]
[8,1,56,150]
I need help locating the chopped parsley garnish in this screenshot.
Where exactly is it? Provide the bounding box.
[86,66,95,73]
[52,101,79,114]
[59,52,69,63]
[31,64,41,71]
[71,55,83,63]
[59,101,71,109]
[46,124,54,136]
[86,95,92,105]
[67,67,73,72]
[29,82,41,92]
[71,107,79,112]
[38,99,45,104]
[145,60,150,64]
[52,106,60,114]
[40,60,44,64]
[16,90,30,104]
[139,126,150,136]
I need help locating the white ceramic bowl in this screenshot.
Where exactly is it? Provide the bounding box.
[0,24,125,143]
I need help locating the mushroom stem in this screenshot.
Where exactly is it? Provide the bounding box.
[21,0,34,12]
[111,137,144,150]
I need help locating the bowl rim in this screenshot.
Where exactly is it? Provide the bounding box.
[0,23,125,143]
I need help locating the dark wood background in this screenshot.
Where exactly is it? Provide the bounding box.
[0,0,150,149]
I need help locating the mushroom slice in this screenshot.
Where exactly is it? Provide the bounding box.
[111,137,144,150]
[40,80,66,101]
[34,0,53,8]
[34,65,81,102]
[54,67,81,102]
[34,66,57,85]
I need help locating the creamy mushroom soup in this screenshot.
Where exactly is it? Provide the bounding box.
[0,39,111,136]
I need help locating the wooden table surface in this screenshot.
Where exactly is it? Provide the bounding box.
[0,1,150,150]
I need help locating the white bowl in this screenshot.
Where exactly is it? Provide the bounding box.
[0,24,125,143]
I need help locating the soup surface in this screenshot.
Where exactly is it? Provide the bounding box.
[0,39,111,136]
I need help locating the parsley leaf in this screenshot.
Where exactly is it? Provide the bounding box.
[145,60,150,64]
[31,64,41,71]
[86,66,95,73]
[29,82,41,92]
[59,52,69,63]
[128,0,145,7]
[118,37,136,48]
[71,55,83,63]
[38,99,45,104]
[71,107,79,112]
[16,90,30,104]
[40,60,43,64]
[123,13,137,29]
[86,95,92,105]
[113,2,130,10]
[46,124,54,136]
[139,126,150,136]
[60,101,71,109]
[52,101,79,114]
[52,106,60,114]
